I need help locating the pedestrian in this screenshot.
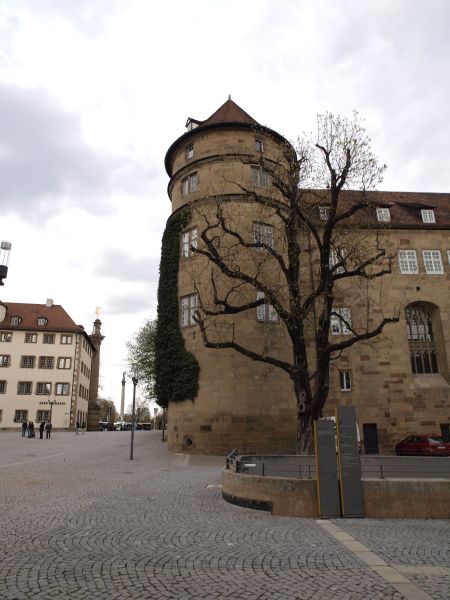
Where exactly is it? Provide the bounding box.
[26,421,31,438]
[21,420,27,437]
[29,422,35,438]
[81,421,86,435]
[45,421,52,439]
[39,421,45,440]
[76,420,80,435]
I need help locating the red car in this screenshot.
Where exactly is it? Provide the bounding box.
[395,434,450,456]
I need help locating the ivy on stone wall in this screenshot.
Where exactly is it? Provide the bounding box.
[154,209,200,408]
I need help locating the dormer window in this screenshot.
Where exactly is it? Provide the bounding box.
[10,316,21,326]
[421,209,435,223]
[37,318,48,326]
[376,207,391,222]
[185,144,194,160]
[185,118,200,131]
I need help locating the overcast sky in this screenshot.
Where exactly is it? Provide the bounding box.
[0,0,449,412]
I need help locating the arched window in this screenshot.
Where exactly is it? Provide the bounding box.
[405,305,438,374]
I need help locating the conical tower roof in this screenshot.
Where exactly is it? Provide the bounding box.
[201,97,259,127]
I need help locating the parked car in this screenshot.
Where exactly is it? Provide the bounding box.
[395,435,450,456]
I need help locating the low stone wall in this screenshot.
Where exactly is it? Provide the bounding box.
[222,469,450,519]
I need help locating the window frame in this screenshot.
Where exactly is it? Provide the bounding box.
[421,209,435,223]
[14,410,28,423]
[376,207,391,222]
[60,334,73,345]
[253,222,274,250]
[0,332,12,342]
[330,307,352,336]
[251,166,269,188]
[185,143,194,160]
[0,354,10,367]
[43,334,55,344]
[339,370,352,391]
[0,380,6,393]
[57,357,72,370]
[180,293,198,327]
[255,138,264,152]
[422,250,444,274]
[181,228,198,258]
[55,382,70,396]
[256,291,278,323]
[36,382,52,395]
[319,206,330,221]
[17,381,32,395]
[25,333,37,343]
[36,409,50,422]
[20,355,36,368]
[398,250,419,274]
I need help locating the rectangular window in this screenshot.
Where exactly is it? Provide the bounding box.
[36,382,52,395]
[43,334,55,344]
[256,291,278,322]
[181,228,198,258]
[0,332,12,342]
[61,334,73,345]
[10,316,21,325]
[20,355,36,368]
[421,209,435,223]
[376,207,391,222]
[181,173,198,196]
[398,250,418,274]
[251,166,269,188]
[253,223,273,250]
[339,370,352,391]
[331,308,352,335]
[319,206,330,220]
[17,381,32,394]
[423,250,443,274]
[56,382,70,395]
[255,138,264,152]
[0,380,6,393]
[25,333,37,343]
[0,354,10,367]
[180,294,198,327]
[185,144,194,160]
[39,356,54,369]
[57,357,72,369]
[36,410,50,422]
[330,249,345,274]
[14,410,28,423]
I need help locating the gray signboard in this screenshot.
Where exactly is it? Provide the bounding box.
[314,420,341,518]
[336,406,364,518]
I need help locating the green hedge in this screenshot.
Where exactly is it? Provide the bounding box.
[154,209,200,408]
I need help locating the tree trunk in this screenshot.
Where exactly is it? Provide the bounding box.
[293,375,314,454]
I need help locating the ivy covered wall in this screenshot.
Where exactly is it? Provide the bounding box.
[154,209,200,408]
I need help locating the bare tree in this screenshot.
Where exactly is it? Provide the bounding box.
[188,112,399,452]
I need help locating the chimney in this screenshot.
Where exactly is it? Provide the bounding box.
[45,299,53,308]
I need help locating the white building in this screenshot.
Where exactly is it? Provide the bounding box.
[0,300,95,429]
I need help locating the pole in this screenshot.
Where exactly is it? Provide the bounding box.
[120,372,126,420]
[130,376,138,460]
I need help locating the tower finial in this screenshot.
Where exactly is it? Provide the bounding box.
[228,94,231,101]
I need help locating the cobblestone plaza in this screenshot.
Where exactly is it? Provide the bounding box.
[0,432,448,599]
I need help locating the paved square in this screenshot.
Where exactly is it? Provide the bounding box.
[0,432,448,599]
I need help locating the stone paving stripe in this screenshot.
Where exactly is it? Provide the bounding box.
[317,520,435,600]
[394,565,450,576]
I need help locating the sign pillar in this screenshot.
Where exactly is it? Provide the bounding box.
[336,406,364,518]
[314,420,341,518]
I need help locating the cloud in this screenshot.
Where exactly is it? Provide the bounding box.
[93,249,160,284]
[105,291,155,316]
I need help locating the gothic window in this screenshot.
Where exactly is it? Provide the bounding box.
[406,305,438,374]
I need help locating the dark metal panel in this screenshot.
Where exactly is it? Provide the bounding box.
[314,420,341,518]
[336,406,364,518]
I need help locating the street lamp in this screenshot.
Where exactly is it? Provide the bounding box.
[48,397,56,422]
[130,376,138,460]
[0,241,12,286]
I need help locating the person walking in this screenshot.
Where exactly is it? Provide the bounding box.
[39,421,45,440]
[21,420,27,437]
[76,420,80,435]
[45,421,52,439]
[29,422,35,438]
[81,421,85,435]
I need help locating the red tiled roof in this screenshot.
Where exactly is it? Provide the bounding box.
[199,98,259,127]
[0,302,85,332]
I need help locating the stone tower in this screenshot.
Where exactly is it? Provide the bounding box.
[163,98,298,454]
[87,318,105,431]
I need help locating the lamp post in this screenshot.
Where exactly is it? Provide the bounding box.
[120,372,126,420]
[48,397,56,422]
[0,241,12,286]
[130,376,138,460]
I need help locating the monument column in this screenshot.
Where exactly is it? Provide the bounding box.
[87,317,105,431]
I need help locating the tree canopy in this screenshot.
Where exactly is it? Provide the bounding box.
[126,318,156,401]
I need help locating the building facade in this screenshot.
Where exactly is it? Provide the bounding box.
[161,98,450,455]
[0,300,101,430]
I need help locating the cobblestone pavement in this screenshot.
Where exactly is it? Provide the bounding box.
[0,432,448,600]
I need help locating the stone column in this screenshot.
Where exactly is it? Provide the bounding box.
[87,318,105,431]
[120,372,126,420]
